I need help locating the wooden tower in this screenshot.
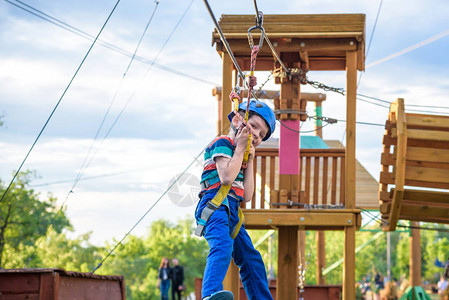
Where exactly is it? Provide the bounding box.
[212,14,365,300]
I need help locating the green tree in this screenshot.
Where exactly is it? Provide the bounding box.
[0,171,71,267]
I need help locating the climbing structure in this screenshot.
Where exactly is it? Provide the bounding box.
[379,98,449,231]
[212,14,366,300]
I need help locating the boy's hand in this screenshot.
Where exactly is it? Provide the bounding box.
[235,125,250,151]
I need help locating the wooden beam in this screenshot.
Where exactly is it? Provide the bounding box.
[345,51,357,209]
[343,226,356,300]
[242,210,358,227]
[215,38,358,55]
[316,231,326,284]
[277,226,299,300]
[410,221,421,287]
[343,50,357,300]
[387,99,407,231]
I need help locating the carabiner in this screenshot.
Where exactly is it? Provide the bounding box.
[247,11,265,50]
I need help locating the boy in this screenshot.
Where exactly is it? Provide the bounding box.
[195,100,275,300]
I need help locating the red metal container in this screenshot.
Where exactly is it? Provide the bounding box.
[0,268,125,300]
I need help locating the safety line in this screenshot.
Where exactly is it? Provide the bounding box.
[366,28,449,68]
[202,0,258,100]
[0,0,122,204]
[62,0,161,209]
[358,0,383,87]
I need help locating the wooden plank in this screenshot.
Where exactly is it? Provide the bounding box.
[316,231,326,285]
[343,226,356,300]
[305,157,311,203]
[402,189,449,203]
[314,157,320,205]
[392,128,449,142]
[322,157,329,205]
[242,210,358,227]
[407,147,449,164]
[331,157,338,205]
[277,227,299,300]
[380,172,449,189]
[406,114,449,129]
[270,156,276,197]
[410,222,421,286]
[380,203,449,221]
[387,99,407,231]
[340,156,345,206]
[405,166,449,184]
[261,156,267,209]
[345,51,357,209]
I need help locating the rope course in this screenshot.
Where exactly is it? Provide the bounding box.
[0,0,123,204]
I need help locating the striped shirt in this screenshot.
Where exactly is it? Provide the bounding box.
[199,136,244,201]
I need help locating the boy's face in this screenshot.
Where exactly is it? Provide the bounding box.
[233,114,268,147]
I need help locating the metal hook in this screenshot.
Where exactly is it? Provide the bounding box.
[247,25,265,50]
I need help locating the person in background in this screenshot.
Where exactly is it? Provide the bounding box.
[438,275,449,300]
[171,258,185,300]
[157,257,171,300]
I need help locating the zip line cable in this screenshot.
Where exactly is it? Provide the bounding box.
[366,28,449,68]
[9,0,449,113]
[0,0,122,204]
[4,0,218,86]
[202,0,259,100]
[123,1,159,77]
[358,0,383,87]
[62,1,161,209]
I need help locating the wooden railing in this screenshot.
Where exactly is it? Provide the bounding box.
[242,148,346,209]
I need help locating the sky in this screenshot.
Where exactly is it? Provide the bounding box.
[1,0,449,246]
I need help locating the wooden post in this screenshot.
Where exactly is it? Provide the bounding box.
[410,221,421,287]
[223,261,240,298]
[316,231,326,284]
[220,53,233,135]
[278,226,299,300]
[277,58,301,299]
[342,50,357,300]
[315,101,326,285]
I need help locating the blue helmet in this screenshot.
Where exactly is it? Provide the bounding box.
[228,100,276,141]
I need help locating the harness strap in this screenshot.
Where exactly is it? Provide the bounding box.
[231,207,244,239]
[195,184,244,239]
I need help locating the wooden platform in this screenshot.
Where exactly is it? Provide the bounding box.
[379,98,449,230]
[212,14,365,71]
[0,268,125,300]
[242,208,361,230]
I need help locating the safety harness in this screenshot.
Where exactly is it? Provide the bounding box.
[195,15,264,239]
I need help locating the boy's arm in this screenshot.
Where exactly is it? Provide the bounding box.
[215,126,249,185]
[215,146,245,185]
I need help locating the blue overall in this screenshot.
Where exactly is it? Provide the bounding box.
[195,193,273,300]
